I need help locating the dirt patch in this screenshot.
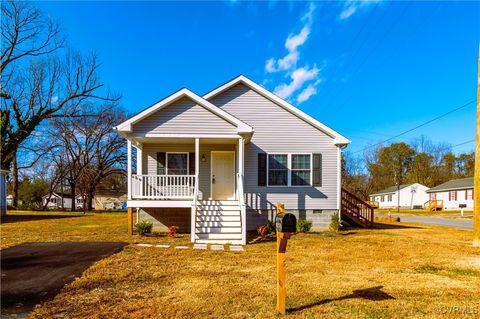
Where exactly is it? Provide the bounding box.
[1,241,127,317]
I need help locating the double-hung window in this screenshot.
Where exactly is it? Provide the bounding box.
[268,154,288,186]
[167,153,188,175]
[267,154,312,186]
[291,154,311,186]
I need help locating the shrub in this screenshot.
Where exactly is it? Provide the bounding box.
[296,219,313,232]
[329,212,340,232]
[168,226,179,238]
[266,220,276,234]
[257,224,269,237]
[135,220,153,235]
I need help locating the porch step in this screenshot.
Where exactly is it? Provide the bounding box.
[198,200,239,206]
[196,210,241,216]
[196,215,240,222]
[195,221,241,227]
[196,227,242,233]
[195,233,242,240]
[195,239,243,245]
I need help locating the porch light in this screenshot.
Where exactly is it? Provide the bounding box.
[201,154,206,162]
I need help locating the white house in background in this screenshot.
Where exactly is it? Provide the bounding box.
[369,183,430,209]
[426,177,474,210]
[42,192,85,210]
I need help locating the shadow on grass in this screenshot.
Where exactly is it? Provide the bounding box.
[371,223,422,230]
[0,213,88,224]
[287,286,395,313]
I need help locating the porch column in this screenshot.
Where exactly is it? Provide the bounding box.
[136,144,143,175]
[238,137,244,177]
[192,138,200,243]
[127,140,132,200]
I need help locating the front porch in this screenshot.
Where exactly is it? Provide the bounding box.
[125,136,247,244]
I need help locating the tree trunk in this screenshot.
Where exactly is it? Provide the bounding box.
[88,190,94,211]
[70,181,76,212]
[12,152,18,208]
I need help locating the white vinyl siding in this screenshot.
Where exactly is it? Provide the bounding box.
[209,83,340,210]
[131,97,237,135]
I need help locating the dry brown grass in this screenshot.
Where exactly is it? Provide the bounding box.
[1,212,479,318]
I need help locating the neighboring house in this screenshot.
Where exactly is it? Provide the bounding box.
[426,177,474,210]
[6,194,13,206]
[94,188,127,210]
[42,193,86,210]
[369,183,430,209]
[114,75,351,244]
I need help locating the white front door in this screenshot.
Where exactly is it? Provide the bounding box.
[211,151,235,200]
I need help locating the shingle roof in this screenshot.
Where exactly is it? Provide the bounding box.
[370,184,413,196]
[426,177,474,193]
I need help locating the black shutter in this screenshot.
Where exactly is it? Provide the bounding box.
[258,153,267,186]
[312,153,322,187]
[157,152,166,175]
[189,152,195,175]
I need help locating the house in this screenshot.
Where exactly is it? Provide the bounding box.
[94,188,127,210]
[426,177,474,210]
[114,75,351,244]
[42,192,85,210]
[369,183,430,209]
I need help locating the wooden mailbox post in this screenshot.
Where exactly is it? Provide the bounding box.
[275,202,297,315]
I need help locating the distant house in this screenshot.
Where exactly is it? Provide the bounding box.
[42,192,86,210]
[94,188,127,210]
[369,183,430,209]
[426,177,474,210]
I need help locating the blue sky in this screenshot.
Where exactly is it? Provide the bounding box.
[36,1,479,154]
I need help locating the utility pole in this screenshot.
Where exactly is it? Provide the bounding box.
[473,47,480,247]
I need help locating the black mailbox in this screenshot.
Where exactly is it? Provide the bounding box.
[275,213,297,233]
[459,204,467,208]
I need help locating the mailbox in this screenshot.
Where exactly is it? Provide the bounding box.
[459,204,467,208]
[275,213,297,233]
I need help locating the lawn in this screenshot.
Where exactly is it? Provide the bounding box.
[375,208,473,218]
[1,211,480,318]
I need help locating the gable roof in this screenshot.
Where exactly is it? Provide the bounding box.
[426,177,474,193]
[370,184,414,196]
[203,75,351,146]
[114,88,253,134]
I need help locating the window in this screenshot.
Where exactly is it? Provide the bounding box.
[430,193,436,200]
[51,198,56,204]
[167,153,188,175]
[387,194,392,201]
[449,191,457,201]
[291,154,311,186]
[466,189,473,200]
[268,154,288,186]
[380,196,384,202]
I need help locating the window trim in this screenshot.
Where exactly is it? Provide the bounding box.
[266,153,312,187]
[166,152,189,176]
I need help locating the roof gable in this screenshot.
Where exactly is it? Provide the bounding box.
[115,88,252,134]
[203,75,350,145]
[370,184,414,196]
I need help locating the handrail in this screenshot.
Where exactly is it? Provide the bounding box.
[236,173,246,245]
[341,188,374,226]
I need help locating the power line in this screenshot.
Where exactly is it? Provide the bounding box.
[350,98,477,154]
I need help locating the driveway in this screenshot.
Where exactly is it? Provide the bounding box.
[377,214,472,230]
[1,241,127,317]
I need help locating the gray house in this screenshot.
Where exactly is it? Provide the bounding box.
[115,75,351,244]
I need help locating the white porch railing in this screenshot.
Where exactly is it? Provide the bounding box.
[131,175,196,199]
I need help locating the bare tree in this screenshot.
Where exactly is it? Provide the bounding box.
[1,1,120,207]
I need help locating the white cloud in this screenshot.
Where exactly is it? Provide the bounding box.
[51,96,59,104]
[296,83,318,104]
[265,3,321,104]
[339,0,381,20]
[265,3,315,73]
[274,66,319,100]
